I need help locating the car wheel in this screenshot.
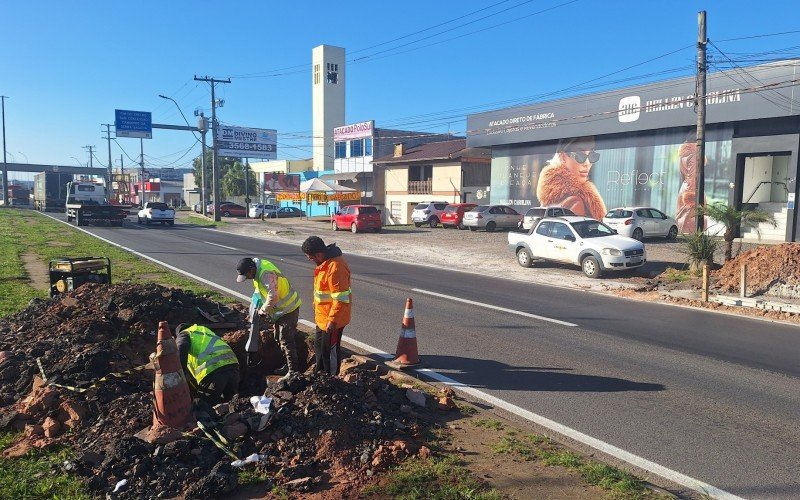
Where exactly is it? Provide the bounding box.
[137,216,142,225]
[351,223,358,234]
[168,221,174,226]
[582,255,602,278]
[632,227,643,241]
[145,219,151,225]
[458,222,465,230]
[223,211,231,217]
[332,221,338,231]
[516,247,533,268]
[429,216,439,228]
[469,226,477,231]
[414,223,422,227]
[486,221,497,232]
[374,227,381,233]
[161,221,165,225]
[667,225,678,240]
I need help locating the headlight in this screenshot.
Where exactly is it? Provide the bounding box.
[601,248,622,256]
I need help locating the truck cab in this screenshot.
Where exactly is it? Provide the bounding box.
[65,182,127,226]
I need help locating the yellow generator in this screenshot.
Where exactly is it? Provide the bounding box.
[49,257,112,297]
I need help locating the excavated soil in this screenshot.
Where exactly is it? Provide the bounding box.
[0,283,437,498]
[713,243,800,298]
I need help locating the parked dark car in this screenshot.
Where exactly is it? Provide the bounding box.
[269,206,305,218]
[209,202,246,217]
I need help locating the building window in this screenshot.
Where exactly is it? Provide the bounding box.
[391,201,401,220]
[364,137,373,156]
[408,164,432,182]
[350,139,363,157]
[335,141,347,159]
[314,64,320,85]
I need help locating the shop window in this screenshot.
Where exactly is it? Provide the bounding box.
[365,138,373,156]
[351,139,363,157]
[335,141,347,159]
[409,164,433,182]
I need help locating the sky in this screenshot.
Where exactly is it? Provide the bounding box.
[2,0,799,182]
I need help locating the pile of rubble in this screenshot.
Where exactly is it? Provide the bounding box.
[714,243,800,298]
[0,283,440,498]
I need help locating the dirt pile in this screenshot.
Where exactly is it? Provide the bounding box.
[713,243,800,297]
[0,283,437,498]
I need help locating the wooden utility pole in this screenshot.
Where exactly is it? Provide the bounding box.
[194,75,230,222]
[695,10,707,232]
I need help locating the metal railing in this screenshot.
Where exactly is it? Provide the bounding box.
[408,179,432,194]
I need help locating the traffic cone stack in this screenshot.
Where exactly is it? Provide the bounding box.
[387,298,421,370]
[137,321,193,443]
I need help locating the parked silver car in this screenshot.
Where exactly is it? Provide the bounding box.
[519,206,575,231]
[462,205,522,232]
[602,207,678,240]
[411,201,449,227]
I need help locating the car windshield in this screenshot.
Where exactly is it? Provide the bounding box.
[359,206,378,214]
[471,206,489,212]
[444,205,458,213]
[149,203,169,210]
[605,209,632,218]
[571,220,616,238]
[526,208,545,217]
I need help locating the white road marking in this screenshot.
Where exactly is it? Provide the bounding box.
[39,212,742,499]
[202,241,239,251]
[412,288,578,327]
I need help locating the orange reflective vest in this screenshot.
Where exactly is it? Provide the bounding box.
[313,255,351,330]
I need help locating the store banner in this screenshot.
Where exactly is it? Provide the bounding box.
[276,191,361,202]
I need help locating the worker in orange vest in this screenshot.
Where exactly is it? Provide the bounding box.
[301,236,351,376]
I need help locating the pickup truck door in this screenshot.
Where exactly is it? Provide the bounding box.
[531,221,555,259]
[548,222,579,263]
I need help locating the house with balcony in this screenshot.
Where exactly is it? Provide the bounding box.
[372,139,490,225]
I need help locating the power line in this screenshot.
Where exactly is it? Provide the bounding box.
[715,29,800,43]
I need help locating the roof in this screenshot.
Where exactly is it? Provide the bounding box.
[372,139,490,165]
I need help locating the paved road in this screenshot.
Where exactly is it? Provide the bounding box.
[50,214,800,498]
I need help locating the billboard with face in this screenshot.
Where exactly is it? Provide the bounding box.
[490,126,733,232]
[263,173,301,193]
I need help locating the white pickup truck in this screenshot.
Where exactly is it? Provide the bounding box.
[507,216,646,278]
[137,202,175,226]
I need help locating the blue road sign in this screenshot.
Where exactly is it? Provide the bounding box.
[115,109,152,139]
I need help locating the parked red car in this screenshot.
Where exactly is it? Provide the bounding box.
[209,202,247,217]
[440,203,477,229]
[332,205,382,233]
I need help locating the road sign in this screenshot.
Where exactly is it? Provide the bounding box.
[216,125,277,160]
[115,110,152,139]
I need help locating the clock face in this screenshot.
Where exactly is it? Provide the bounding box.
[327,71,338,84]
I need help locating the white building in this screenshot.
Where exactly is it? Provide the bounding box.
[312,45,345,172]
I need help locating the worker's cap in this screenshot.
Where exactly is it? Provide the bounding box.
[236,258,256,283]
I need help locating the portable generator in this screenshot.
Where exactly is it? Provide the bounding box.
[48,257,112,297]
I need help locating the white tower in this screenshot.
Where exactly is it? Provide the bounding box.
[312,45,345,171]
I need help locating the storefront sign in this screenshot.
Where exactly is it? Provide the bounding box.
[334,120,374,141]
[276,191,360,202]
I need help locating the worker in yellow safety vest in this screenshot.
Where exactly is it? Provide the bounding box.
[236,257,302,378]
[174,324,240,405]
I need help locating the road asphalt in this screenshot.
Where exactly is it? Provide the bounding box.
[46,214,800,499]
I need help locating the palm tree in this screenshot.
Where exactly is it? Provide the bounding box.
[698,202,776,261]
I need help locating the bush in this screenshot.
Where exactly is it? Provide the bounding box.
[681,231,719,274]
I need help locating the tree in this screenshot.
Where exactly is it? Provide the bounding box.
[191,150,238,192]
[698,202,776,261]
[221,161,259,199]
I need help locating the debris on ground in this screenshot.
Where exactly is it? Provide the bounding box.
[713,243,800,298]
[0,283,437,498]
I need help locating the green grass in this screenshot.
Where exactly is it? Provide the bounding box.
[238,467,271,486]
[472,418,504,431]
[0,210,236,321]
[488,434,540,461]
[362,455,501,500]
[186,214,226,227]
[661,267,692,283]
[0,432,89,499]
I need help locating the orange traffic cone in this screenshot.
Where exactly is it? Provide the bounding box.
[137,321,193,443]
[387,298,421,370]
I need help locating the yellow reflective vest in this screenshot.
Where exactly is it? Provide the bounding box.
[253,259,302,319]
[184,325,238,383]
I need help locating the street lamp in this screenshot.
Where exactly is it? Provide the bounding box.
[70,156,84,168]
[17,151,28,163]
[159,93,206,215]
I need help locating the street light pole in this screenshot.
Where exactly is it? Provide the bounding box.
[1,96,8,208]
[159,93,205,215]
[17,151,28,163]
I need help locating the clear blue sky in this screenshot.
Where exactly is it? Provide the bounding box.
[2,0,799,180]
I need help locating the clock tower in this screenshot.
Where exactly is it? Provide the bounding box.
[312,45,345,172]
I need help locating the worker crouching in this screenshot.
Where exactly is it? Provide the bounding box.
[174,324,240,405]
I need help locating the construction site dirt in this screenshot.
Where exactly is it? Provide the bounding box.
[0,283,442,498]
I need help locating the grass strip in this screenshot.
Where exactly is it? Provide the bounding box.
[0,212,45,317]
[362,455,501,500]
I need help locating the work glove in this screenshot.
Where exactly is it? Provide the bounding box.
[258,302,274,318]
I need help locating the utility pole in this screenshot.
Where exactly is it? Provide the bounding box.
[194,75,230,222]
[198,113,208,216]
[102,124,113,188]
[119,154,124,174]
[83,145,95,181]
[695,10,707,233]
[140,138,145,206]
[244,157,249,218]
[1,96,8,207]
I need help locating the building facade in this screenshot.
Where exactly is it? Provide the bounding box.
[467,61,800,242]
[373,139,490,225]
